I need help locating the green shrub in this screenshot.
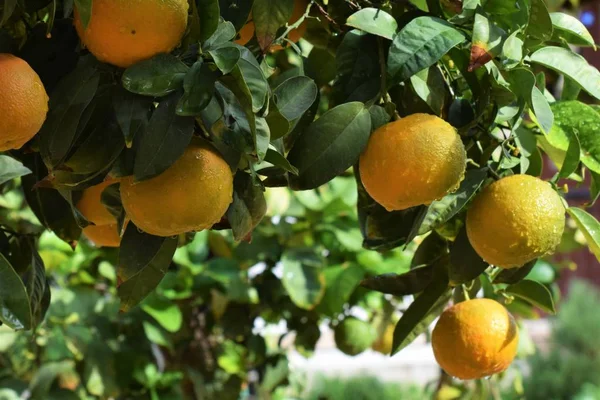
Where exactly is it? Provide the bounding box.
[524,280,600,400]
[304,375,431,400]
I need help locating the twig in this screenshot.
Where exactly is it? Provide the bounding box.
[313,1,341,31]
[272,1,315,48]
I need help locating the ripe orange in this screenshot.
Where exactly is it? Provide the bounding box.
[270,0,309,51]
[77,179,118,226]
[120,139,233,237]
[235,0,308,49]
[74,0,189,68]
[0,54,49,151]
[466,174,565,268]
[432,298,519,380]
[83,223,121,248]
[235,18,255,46]
[359,114,466,211]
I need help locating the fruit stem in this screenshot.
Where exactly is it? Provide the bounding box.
[461,284,471,301]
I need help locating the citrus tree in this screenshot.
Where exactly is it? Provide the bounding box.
[1,0,600,398]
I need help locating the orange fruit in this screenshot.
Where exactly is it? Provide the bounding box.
[236,0,308,49]
[270,0,308,51]
[0,54,49,151]
[77,179,118,226]
[120,139,233,237]
[74,0,189,68]
[359,114,466,211]
[235,18,255,46]
[466,174,565,268]
[432,298,519,380]
[83,223,121,247]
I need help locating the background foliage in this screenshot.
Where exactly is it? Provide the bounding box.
[0,0,600,398]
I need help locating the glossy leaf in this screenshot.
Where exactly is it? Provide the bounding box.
[470,12,505,71]
[568,207,600,263]
[134,91,195,182]
[556,132,580,180]
[117,224,178,311]
[0,253,31,330]
[505,279,556,314]
[530,47,600,100]
[209,45,241,74]
[273,76,318,121]
[449,228,489,284]
[122,54,188,97]
[391,268,450,355]
[418,168,487,235]
[288,102,371,190]
[227,172,267,241]
[39,58,100,169]
[346,8,397,40]
[203,21,237,51]
[111,86,151,148]
[176,61,218,116]
[550,12,596,48]
[547,101,600,175]
[493,259,537,284]
[197,0,220,42]
[388,17,465,82]
[0,156,31,186]
[264,148,298,175]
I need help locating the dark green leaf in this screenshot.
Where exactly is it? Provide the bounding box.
[134,91,195,181]
[203,21,237,50]
[176,61,217,116]
[449,228,489,284]
[274,76,318,121]
[197,0,220,42]
[391,268,450,354]
[209,45,241,74]
[264,148,298,175]
[557,131,580,180]
[22,245,48,328]
[368,105,391,130]
[122,54,188,97]
[0,156,31,185]
[505,279,556,314]
[21,154,82,243]
[288,102,371,190]
[0,253,31,330]
[526,0,553,43]
[418,168,487,235]
[39,58,100,169]
[547,101,600,175]
[409,66,450,116]
[493,259,537,284]
[117,224,178,311]
[112,85,151,148]
[227,172,267,241]
[568,207,600,263]
[388,16,465,82]
[252,0,294,50]
[361,266,435,296]
[550,12,596,48]
[346,8,397,40]
[0,0,17,26]
[561,76,581,101]
[530,47,600,100]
